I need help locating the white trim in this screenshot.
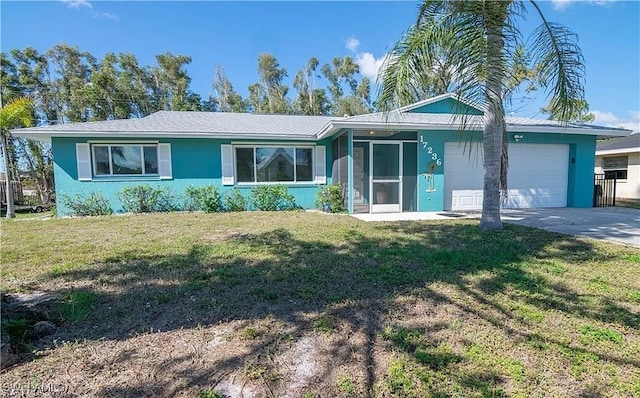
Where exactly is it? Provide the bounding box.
[370,141,403,214]
[314,145,326,184]
[316,120,631,140]
[157,143,172,179]
[221,144,234,185]
[596,148,640,156]
[87,140,159,144]
[232,144,316,184]
[12,131,318,143]
[92,144,161,177]
[76,143,91,181]
[394,93,487,114]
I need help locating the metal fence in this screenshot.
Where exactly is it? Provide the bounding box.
[593,173,616,207]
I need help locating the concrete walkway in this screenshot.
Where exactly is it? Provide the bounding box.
[501,207,640,248]
[352,207,640,247]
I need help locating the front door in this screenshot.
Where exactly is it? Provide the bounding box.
[371,142,402,213]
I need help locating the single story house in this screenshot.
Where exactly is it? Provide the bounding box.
[594,133,640,199]
[12,93,630,216]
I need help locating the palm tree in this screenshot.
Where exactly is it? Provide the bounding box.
[1,98,34,218]
[378,0,585,230]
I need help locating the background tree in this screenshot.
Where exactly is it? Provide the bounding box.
[255,53,290,114]
[541,98,594,123]
[322,56,371,116]
[292,57,330,115]
[211,66,247,112]
[378,0,586,230]
[0,97,33,218]
[152,53,201,111]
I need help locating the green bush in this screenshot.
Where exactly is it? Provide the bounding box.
[184,185,223,212]
[61,192,113,216]
[250,185,297,211]
[315,184,345,213]
[224,188,247,212]
[120,184,178,213]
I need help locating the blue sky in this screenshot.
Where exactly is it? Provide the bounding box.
[1,0,639,132]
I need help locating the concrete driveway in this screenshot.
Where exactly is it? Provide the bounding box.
[502,207,640,247]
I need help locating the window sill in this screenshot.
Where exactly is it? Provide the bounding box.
[87,176,165,182]
[235,182,320,187]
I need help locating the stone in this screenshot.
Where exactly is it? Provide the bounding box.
[33,321,56,336]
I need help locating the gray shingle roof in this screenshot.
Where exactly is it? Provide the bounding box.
[342,111,626,132]
[596,133,640,152]
[17,111,336,138]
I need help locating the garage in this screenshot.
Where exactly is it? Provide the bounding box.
[444,142,570,211]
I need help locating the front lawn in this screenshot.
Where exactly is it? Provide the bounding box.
[1,212,639,397]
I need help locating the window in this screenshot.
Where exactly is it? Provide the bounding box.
[602,156,628,180]
[92,144,159,176]
[234,146,314,183]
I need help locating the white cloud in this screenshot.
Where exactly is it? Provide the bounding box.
[592,110,640,133]
[60,0,92,9]
[345,38,360,53]
[93,11,118,21]
[551,0,617,11]
[551,0,573,10]
[355,52,388,81]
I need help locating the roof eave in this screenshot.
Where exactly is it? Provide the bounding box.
[596,147,640,156]
[316,120,631,139]
[11,130,318,142]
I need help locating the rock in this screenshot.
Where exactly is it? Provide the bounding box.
[33,321,56,336]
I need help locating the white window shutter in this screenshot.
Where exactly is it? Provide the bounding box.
[315,145,326,184]
[76,143,91,181]
[221,144,234,185]
[158,143,172,179]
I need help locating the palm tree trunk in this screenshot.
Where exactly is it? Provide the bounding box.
[479,11,507,230]
[2,133,15,218]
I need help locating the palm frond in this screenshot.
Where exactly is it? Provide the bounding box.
[528,0,585,124]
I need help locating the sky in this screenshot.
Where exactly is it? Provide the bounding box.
[1,0,639,133]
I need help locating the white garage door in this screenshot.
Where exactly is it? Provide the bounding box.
[444,142,569,211]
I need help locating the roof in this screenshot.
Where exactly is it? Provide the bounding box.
[13,111,336,141]
[12,95,631,142]
[315,111,631,139]
[596,133,640,155]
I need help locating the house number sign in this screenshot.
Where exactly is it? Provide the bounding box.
[420,136,441,192]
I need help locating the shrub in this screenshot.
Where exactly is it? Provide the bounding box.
[184,185,223,212]
[120,184,178,213]
[315,184,345,213]
[224,188,247,212]
[250,185,297,211]
[61,192,112,216]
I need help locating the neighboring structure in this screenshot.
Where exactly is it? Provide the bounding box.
[595,134,640,199]
[12,94,630,216]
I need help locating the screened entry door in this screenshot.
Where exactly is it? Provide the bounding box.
[370,142,402,213]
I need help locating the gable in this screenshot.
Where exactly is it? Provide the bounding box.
[406,97,484,116]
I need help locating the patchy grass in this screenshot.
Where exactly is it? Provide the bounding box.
[617,198,640,210]
[1,212,639,397]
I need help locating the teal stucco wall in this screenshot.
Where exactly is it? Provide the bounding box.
[413,130,596,211]
[52,137,332,216]
[408,97,484,115]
